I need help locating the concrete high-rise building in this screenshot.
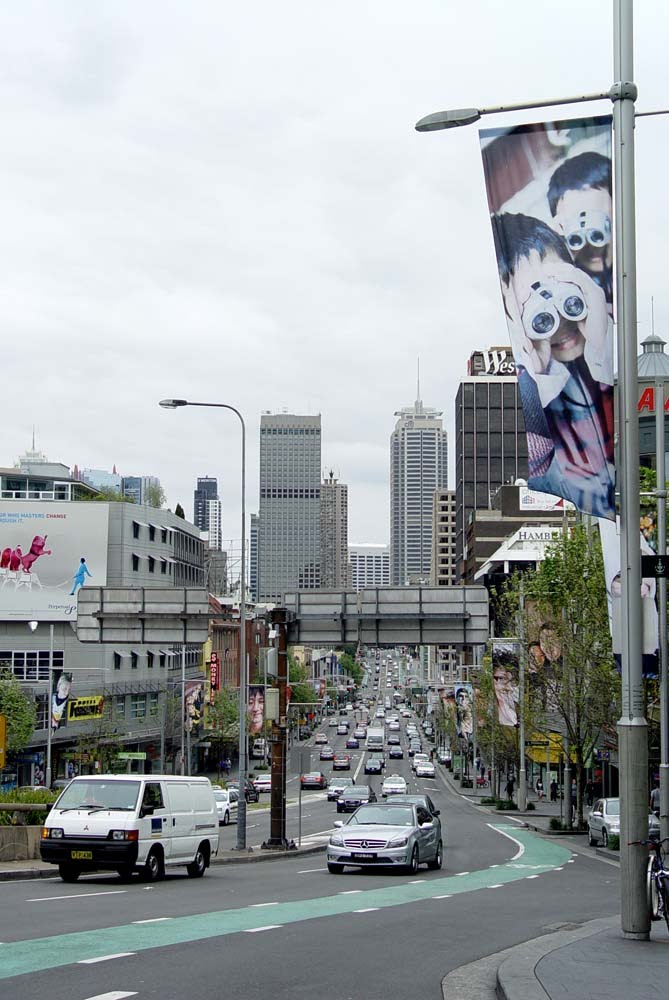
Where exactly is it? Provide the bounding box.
[257,413,321,602]
[81,468,122,493]
[249,513,259,601]
[348,544,389,589]
[454,347,528,581]
[320,471,349,589]
[430,488,456,586]
[390,391,447,586]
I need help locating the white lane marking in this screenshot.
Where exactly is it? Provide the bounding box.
[489,884,504,889]
[432,894,452,899]
[338,889,363,894]
[132,917,172,924]
[526,875,540,879]
[244,925,280,933]
[297,867,327,874]
[567,859,575,863]
[409,879,426,884]
[78,953,136,965]
[354,908,379,913]
[553,867,565,871]
[454,871,470,876]
[251,901,279,907]
[83,993,138,1000]
[27,890,128,903]
[487,823,526,861]
[82,990,137,1000]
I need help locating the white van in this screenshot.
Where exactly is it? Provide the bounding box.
[40,774,219,882]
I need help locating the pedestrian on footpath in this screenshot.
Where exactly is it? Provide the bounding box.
[585,779,594,808]
[550,778,558,802]
[536,777,544,801]
[650,782,660,817]
[505,777,515,802]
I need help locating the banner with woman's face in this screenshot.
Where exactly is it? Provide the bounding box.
[491,641,520,727]
[454,683,474,738]
[248,684,265,735]
[480,116,615,520]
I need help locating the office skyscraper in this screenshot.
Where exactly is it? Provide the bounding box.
[193,477,222,551]
[454,347,528,581]
[430,488,456,586]
[257,413,321,602]
[390,393,447,586]
[320,472,349,589]
[250,513,259,601]
[348,544,390,588]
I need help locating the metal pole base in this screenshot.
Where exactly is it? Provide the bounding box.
[261,838,296,851]
[518,770,527,812]
[618,718,650,939]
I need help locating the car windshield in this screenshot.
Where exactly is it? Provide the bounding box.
[606,801,620,815]
[345,787,369,796]
[350,805,414,826]
[56,779,140,811]
[214,791,229,801]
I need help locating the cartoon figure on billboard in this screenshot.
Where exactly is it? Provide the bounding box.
[70,557,92,595]
[21,535,52,573]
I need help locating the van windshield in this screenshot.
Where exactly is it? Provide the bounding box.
[56,780,141,812]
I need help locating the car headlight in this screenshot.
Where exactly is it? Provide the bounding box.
[42,827,63,839]
[329,833,344,846]
[387,835,409,848]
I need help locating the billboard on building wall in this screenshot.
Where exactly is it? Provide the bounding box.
[0,501,108,621]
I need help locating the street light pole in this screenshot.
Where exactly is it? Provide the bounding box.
[159,397,248,850]
[415,0,647,938]
[655,380,668,844]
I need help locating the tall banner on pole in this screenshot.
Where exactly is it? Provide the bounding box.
[480,116,615,519]
[491,640,521,727]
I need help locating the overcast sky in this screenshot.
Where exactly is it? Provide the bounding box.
[3,1,667,554]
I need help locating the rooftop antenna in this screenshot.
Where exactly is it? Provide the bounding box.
[651,295,655,335]
[32,424,36,450]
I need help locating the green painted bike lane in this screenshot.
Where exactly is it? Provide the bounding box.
[0,826,571,981]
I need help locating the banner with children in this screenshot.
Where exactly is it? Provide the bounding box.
[480,116,615,519]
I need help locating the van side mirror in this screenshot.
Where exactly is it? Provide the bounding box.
[140,806,154,818]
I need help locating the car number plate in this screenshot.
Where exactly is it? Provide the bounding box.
[71,850,93,860]
[352,851,375,859]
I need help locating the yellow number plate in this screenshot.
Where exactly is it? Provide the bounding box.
[71,850,93,860]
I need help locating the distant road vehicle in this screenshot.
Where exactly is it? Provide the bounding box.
[327,802,442,874]
[301,772,328,790]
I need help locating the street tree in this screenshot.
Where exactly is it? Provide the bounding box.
[0,671,37,754]
[144,483,166,509]
[496,523,619,827]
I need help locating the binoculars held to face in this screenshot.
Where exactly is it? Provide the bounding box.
[523,278,588,340]
[563,209,611,252]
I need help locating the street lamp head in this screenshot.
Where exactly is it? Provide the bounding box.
[28,620,39,632]
[159,398,189,409]
[415,108,482,132]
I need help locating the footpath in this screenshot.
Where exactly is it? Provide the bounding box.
[442,768,669,1000]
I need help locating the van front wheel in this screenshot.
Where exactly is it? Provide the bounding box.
[59,864,81,883]
[187,844,208,878]
[143,848,164,882]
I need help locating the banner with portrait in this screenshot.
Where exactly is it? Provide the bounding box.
[598,517,659,678]
[454,683,474,738]
[480,116,615,519]
[51,670,73,731]
[491,640,521,727]
[184,680,204,735]
[247,684,265,735]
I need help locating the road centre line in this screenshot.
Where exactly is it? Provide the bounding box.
[78,954,136,965]
[132,917,172,924]
[432,894,452,899]
[354,908,379,913]
[244,925,280,933]
[338,889,363,894]
[488,884,504,889]
[250,902,279,907]
[1,827,571,981]
[27,891,128,903]
[297,868,326,874]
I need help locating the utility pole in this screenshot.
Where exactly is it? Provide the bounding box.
[263,607,293,849]
[656,379,668,843]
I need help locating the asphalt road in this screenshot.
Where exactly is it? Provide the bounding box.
[0,661,621,999]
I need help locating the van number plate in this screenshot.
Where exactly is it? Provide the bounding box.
[71,850,93,860]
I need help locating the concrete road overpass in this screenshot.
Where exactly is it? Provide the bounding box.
[284,586,489,647]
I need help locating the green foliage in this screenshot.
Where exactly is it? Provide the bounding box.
[0,788,55,826]
[336,651,363,686]
[607,834,620,851]
[144,483,166,509]
[78,489,134,503]
[549,817,563,831]
[526,801,536,811]
[0,672,37,753]
[209,687,240,739]
[496,799,518,810]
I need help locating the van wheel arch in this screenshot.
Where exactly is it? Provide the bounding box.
[187,841,210,878]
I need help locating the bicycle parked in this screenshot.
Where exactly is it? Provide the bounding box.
[629,837,669,930]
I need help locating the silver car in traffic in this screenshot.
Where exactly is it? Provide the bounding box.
[327,802,443,874]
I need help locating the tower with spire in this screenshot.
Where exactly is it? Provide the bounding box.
[390,363,448,585]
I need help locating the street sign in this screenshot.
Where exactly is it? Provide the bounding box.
[0,714,6,769]
[642,554,668,578]
[117,752,146,761]
[524,740,550,748]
